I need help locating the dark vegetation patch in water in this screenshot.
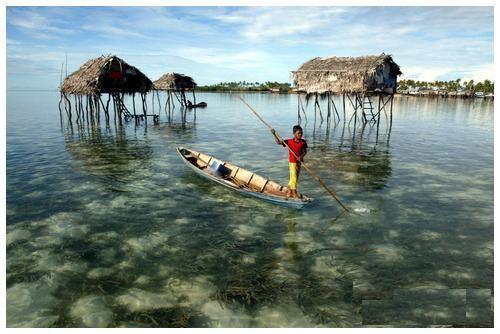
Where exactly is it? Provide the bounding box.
[211,260,288,312]
[111,305,210,328]
[6,267,46,287]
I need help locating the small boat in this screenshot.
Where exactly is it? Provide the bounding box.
[177,147,312,208]
[186,101,207,108]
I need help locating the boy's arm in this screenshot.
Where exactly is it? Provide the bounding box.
[298,143,307,162]
[270,129,285,146]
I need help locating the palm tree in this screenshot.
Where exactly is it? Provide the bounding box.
[475,82,485,94]
[483,80,493,93]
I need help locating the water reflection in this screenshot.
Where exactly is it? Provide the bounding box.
[307,120,392,190]
[59,91,198,132]
[63,121,154,192]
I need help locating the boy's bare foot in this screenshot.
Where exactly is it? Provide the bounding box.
[290,190,299,198]
[286,189,292,198]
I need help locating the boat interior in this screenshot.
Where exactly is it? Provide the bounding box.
[179,148,300,198]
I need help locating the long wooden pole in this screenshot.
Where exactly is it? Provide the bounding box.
[238,96,350,212]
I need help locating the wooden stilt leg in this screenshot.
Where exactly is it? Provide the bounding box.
[73,95,79,121]
[353,94,358,127]
[361,93,366,124]
[389,94,393,130]
[118,93,123,125]
[299,94,307,121]
[152,91,155,113]
[332,95,340,121]
[156,90,161,115]
[343,92,346,121]
[96,96,101,123]
[387,94,394,145]
[327,92,331,124]
[132,93,136,116]
[316,93,323,122]
[314,94,317,124]
[99,95,107,120]
[64,93,72,122]
[376,95,381,143]
[142,93,147,123]
[297,94,301,124]
[58,93,63,116]
[89,96,93,122]
[104,94,110,121]
[165,91,170,117]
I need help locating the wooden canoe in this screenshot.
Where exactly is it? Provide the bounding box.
[177,147,312,208]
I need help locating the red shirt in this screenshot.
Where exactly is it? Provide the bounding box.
[285,138,307,163]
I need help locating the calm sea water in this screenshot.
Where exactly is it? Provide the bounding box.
[6,91,493,327]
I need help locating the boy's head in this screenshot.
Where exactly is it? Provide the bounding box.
[293,125,303,139]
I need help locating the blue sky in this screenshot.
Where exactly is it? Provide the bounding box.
[6,6,494,90]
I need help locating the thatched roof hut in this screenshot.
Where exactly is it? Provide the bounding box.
[153,73,197,91]
[292,53,402,94]
[61,55,153,96]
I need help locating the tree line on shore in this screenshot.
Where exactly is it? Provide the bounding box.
[197,78,494,95]
[197,81,291,92]
[398,79,494,94]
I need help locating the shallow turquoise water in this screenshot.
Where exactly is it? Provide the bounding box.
[6,92,493,327]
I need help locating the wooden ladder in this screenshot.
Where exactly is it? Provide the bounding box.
[362,96,376,121]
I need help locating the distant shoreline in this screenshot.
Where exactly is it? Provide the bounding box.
[197,78,494,98]
[395,93,493,99]
[6,89,494,99]
[195,90,494,99]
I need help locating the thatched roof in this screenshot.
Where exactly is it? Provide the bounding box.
[292,54,402,94]
[153,73,197,91]
[61,55,153,96]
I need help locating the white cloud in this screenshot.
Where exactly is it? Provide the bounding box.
[6,38,22,46]
[401,66,456,82]
[170,46,273,70]
[117,7,219,37]
[81,25,147,39]
[399,64,494,82]
[7,9,72,39]
[214,7,345,42]
[462,64,494,82]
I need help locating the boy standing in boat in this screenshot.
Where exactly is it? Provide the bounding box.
[271,125,308,198]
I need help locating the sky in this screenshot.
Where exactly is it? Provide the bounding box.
[6,6,494,90]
